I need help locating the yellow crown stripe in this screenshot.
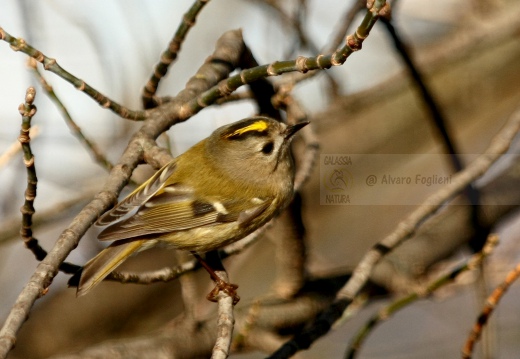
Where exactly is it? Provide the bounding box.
[225,120,269,138]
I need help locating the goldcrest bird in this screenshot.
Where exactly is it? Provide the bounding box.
[69,116,308,301]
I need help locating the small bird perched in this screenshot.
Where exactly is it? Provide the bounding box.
[69,116,308,302]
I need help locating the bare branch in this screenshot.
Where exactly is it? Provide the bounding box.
[28,59,113,171]
[0,28,145,120]
[142,0,212,109]
[347,234,499,359]
[266,105,520,359]
[211,268,235,359]
[0,29,246,358]
[178,0,389,118]
[461,260,520,359]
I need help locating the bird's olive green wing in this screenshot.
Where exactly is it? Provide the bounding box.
[96,161,177,226]
[97,188,272,241]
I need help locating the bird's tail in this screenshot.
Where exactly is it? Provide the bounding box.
[69,239,146,297]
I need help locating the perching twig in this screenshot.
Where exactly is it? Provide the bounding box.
[346,234,499,359]
[461,260,520,359]
[0,27,144,120]
[102,105,318,287]
[267,106,520,359]
[0,29,245,358]
[207,253,236,359]
[141,0,211,109]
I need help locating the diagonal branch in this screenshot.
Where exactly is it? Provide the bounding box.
[29,59,114,171]
[0,29,246,358]
[347,234,499,359]
[142,0,212,109]
[461,261,520,359]
[0,27,145,120]
[178,0,390,118]
[266,105,520,359]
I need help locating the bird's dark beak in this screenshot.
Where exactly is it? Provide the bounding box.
[283,121,309,140]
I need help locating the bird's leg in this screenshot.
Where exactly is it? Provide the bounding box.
[191,251,240,305]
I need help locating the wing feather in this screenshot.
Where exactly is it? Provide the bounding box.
[98,196,272,242]
[96,162,177,226]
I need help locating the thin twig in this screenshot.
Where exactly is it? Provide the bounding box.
[337,107,520,300]
[0,27,144,120]
[0,189,96,246]
[206,252,235,359]
[280,0,365,88]
[461,261,520,359]
[0,29,245,358]
[346,235,499,359]
[380,17,484,250]
[327,0,366,54]
[18,87,40,257]
[250,0,319,56]
[178,0,390,119]
[106,259,200,284]
[100,90,319,287]
[272,193,307,298]
[142,0,211,109]
[15,87,81,275]
[266,105,520,359]
[0,126,40,170]
[28,59,114,171]
[176,251,199,320]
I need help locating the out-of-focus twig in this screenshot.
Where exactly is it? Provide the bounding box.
[250,0,318,55]
[267,104,520,359]
[337,107,520,301]
[0,29,245,358]
[28,59,114,171]
[179,0,390,118]
[272,193,307,298]
[0,27,144,120]
[280,0,365,89]
[461,261,520,359]
[0,189,96,246]
[142,0,211,109]
[380,17,484,250]
[176,251,199,320]
[346,235,499,359]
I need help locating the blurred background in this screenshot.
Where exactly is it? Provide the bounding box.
[1,0,520,358]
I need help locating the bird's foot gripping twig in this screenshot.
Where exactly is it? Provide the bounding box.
[192,251,240,305]
[207,280,240,305]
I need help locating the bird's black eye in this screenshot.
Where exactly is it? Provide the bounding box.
[261,141,274,155]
